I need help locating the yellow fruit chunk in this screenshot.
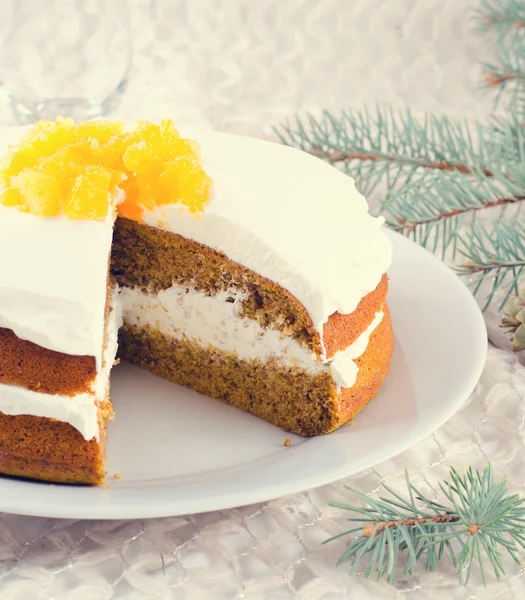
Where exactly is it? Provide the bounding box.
[13,169,61,216]
[0,118,211,221]
[64,166,112,220]
[124,120,185,163]
[165,157,211,213]
[159,119,180,139]
[99,135,129,171]
[122,143,162,178]
[67,138,104,164]
[0,142,37,185]
[0,188,23,207]
[117,195,144,221]
[154,168,179,206]
[23,119,74,157]
[69,120,124,143]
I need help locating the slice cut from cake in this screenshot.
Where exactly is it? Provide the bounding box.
[0,121,122,484]
[0,119,393,485]
[0,198,119,484]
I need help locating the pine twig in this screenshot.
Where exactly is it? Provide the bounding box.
[384,160,525,257]
[481,50,525,105]
[475,0,525,38]
[476,0,525,109]
[457,216,525,310]
[362,514,460,537]
[274,106,499,197]
[394,195,521,229]
[310,147,494,177]
[326,466,525,585]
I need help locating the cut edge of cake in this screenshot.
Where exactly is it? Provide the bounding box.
[113,218,393,438]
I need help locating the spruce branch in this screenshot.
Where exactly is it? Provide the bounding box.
[457,216,525,310]
[476,0,525,38]
[480,46,525,106]
[489,114,525,163]
[326,467,525,585]
[384,169,525,259]
[274,106,497,197]
[476,0,525,107]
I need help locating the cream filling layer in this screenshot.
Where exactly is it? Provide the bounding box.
[0,292,121,442]
[120,284,383,390]
[0,281,381,439]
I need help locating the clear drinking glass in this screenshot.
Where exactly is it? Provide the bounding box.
[0,0,132,123]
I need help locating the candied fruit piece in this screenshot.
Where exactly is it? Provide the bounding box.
[69,120,124,143]
[154,168,179,206]
[189,140,201,159]
[35,151,69,176]
[66,138,104,164]
[119,175,138,202]
[63,166,112,220]
[165,157,211,212]
[122,142,162,178]
[118,196,144,221]
[125,120,184,162]
[0,142,38,185]
[13,169,61,216]
[100,135,129,171]
[0,118,211,221]
[0,188,23,207]
[117,192,144,222]
[24,119,74,157]
[159,119,180,139]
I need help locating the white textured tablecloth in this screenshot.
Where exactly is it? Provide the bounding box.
[1,1,524,597]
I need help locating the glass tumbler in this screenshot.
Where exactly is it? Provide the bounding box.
[0,0,132,123]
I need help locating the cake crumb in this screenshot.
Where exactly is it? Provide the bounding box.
[284,438,291,447]
[113,473,121,479]
[347,420,355,427]
[113,358,121,366]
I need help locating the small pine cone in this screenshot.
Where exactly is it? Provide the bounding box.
[501,291,525,352]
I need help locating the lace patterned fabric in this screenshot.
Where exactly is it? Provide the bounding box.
[0,0,523,597]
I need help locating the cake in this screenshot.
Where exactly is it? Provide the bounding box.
[0,119,393,485]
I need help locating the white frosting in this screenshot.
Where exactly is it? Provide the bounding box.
[0,293,121,441]
[120,283,383,391]
[0,208,114,366]
[0,125,391,433]
[142,131,392,351]
[0,127,391,360]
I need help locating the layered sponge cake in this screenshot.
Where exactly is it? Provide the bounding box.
[0,119,393,485]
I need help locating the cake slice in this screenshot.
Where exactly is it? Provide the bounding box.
[0,121,122,484]
[0,199,119,484]
[0,119,393,485]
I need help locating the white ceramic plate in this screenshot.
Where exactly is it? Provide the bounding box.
[0,231,487,519]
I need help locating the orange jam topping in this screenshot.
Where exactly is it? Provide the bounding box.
[0,118,211,221]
